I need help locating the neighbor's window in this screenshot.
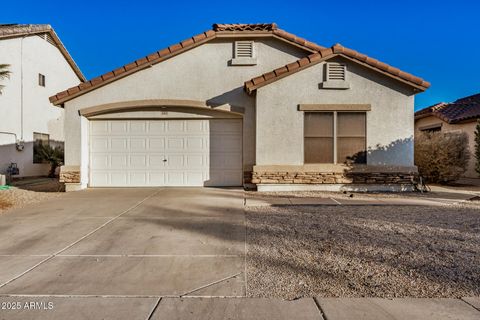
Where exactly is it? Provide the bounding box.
[33,132,49,163]
[38,73,46,87]
[304,112,366,164]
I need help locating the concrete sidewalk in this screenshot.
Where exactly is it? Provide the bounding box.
[0,296,479,319]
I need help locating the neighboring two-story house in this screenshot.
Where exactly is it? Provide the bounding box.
[0,24,84,177]
[415,93,480,178]
[49,23,429,191]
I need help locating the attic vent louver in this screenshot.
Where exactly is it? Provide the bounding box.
[231,41,257,66]
[322,62,350,89]
[235,41,253,58]
[326,62,346,81]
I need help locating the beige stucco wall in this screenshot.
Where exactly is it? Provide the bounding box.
[255,56,417,166]
[62,38,309,187]
[0,35,81,176]
[415,115,479,178]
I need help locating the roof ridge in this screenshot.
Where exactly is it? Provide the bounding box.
[245,43,430,94]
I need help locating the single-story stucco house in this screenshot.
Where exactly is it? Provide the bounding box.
[49,23,430,192]
[415,93,480,178]
[0,24,84,178]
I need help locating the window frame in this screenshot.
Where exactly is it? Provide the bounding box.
[38,73,46,87]
[304,111,367,164]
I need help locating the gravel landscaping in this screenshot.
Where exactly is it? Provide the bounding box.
[246,204,480,299]
[0,188,60,214]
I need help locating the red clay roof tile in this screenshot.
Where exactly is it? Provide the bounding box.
[50,24,426,105]
[244,43,430,94]
[415,95,480,123]
[181,38,195,48]
[147,52,160,61]
[158,48,170,57]
[124,62,138,71]
[213,23,278,32]
[113,67,126,76]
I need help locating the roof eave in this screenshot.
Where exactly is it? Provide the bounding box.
[246,52,430,94]
[0,26,85,82]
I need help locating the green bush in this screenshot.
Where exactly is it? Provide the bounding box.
[415,131,470,183]
[35,144,64,178]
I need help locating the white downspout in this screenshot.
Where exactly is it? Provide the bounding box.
[20,36,26,141]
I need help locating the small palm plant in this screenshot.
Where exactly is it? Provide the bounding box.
[35,144,65,178]
[0,64,11,94]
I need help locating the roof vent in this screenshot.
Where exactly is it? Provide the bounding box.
[230,41,257,66]
[321,62,350,89]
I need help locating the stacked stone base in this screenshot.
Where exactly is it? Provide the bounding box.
[59,166,81,183]
[251,171,416,185]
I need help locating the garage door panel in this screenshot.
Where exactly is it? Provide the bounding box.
[111,155,128,168]
[130,121,147,134]
[111,172,128,185]
[90,119,242,187]
[130,155,147,167]
[91,154,109,170]
[91,138,108,152]
[111,138,128,151]
[148,138,165,150]
[186,120,205,132]
[148,155,165,168]
[91,121,109,134]
[186,137,206,150]
[110,121,128,134]
[166,121,185,133]
[129,172,147,185]
[165,154,185,168]
[130,138,147,151]
[148,172,165,185]
[148,121,166,133]
[185,154,206,168]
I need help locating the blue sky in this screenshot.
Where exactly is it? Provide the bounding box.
[2,0,479,110]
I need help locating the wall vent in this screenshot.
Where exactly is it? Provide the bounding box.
[235,41,254,58]
[321,62,349,89]
[326,62,346,81]
[230,41,257,65]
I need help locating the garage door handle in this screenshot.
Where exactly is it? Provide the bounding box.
[162,159,167,162]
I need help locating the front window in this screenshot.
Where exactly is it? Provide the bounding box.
[304,112,366,164]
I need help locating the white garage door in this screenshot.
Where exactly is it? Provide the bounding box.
[89,119,242,187]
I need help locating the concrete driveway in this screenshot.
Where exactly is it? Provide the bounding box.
[0,188,246,318]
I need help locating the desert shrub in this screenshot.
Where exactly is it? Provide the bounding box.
[35,144,64,178]
[415,131,470,183]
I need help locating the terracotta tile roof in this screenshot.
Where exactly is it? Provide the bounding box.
[245,43,430,94]
[0,24,85,81]
[415,94,480,123]
[50,23,324,105]
[213,23,278,32]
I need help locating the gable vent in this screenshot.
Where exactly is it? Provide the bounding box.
[235,41,254,58]
[36,33,56,47]
[326,62,346,81]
